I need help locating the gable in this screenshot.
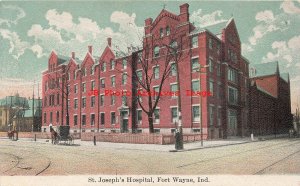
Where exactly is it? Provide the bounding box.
[224,19,240,45]
[151,9,180,31]
[99,46,115,62]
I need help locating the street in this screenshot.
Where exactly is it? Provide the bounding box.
[0,138,299,175]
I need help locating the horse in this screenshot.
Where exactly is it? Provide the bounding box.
[7,130,16,140]
[50,128,58,144]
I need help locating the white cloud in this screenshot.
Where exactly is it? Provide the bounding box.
[31,44,45,58]
[27,9,143,59]
[248,10,289,46]
[0,28,30,59]
[190,9,227,28]
[241,43,254,54]
[280,0,300,14]
[46,9,73,30]
[255,10,275,22]
[262,35,300,68]
[0,5,25,27]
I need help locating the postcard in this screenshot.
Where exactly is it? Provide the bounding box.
[0,1,299,186]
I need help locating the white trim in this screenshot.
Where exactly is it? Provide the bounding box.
[191,55,199,59]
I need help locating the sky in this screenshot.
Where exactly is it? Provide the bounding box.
[0,0,299,112]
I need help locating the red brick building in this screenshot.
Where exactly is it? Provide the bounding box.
[42,3,251,139]
[249,62,292,136]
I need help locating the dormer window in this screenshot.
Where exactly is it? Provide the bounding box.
[166,26,170,36]
[160,28,164,38]
[154,46,160,58]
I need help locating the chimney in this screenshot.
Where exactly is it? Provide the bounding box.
[88,46,92,54]
[107,38,112,47]
[71,52,75,59]
[179,3,189,22]
[144,18,152,35]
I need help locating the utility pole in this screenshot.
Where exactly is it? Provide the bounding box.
[175,58,183,150]
[197,65,209,147]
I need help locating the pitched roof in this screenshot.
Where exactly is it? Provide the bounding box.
[250,61,278,77]
[280,73,289,82]
[57,54,69,65]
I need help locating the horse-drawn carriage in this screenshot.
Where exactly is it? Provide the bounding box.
[51,126,74,145]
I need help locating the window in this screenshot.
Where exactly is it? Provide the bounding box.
[154,46,159,58]
[192,36,198,48]
[170,83,178,98]
[122,59,127,69]
[217,43,221,54]
[82,114,86,126]
[111,112,116,124]
[82,68,86,76]
[91,114,95,126]
[217,84,222,99]
[111,76,115,87]
[91,96,95,107]
[111,95,115,105]
[91,80,95,90]
[100,113,105,125]
[154,66,159,79]
[122,95,127,106]
[170,40,178,49]
[228,86,238,105]
[57,94,60,105]
[217,107,222,126]
[209,59,213,73]
[74,99,78,109]
[67,85,70,94]
[110,60,115,70]
[217,63,221,76]
[100,78,105,88]
[136,70,142,81]
[171,63,177,76]
[153,86,159,101]
[160,28,164,38]
[56,111,59,123]
[192,106,200,122]
[228,67,238,83]
[166,26,170,36]
[73,71,76,79]
[228,109,237,129]
[209,38,213,49]
[44,112,46,123]
[154,109,160,123]
[209,80,214,96]
[67,72,70,80]
[82,97,86,108]
[191,58,199,72]
[192,80,200,91]
[100,95,104,106]
[101,62,106,72]
[209,105,214,126]
[137,110,142,124]
[74,115,78,126]
[67,99,70,108]
[122,73,127,85]
[74,84,78,94]
[44,97,47,107]
[50,112,53,123]
[171,107,178,123]
[82,82,86,93]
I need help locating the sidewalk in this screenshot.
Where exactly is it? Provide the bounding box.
[0,133,289,152]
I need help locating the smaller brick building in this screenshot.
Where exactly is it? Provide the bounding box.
[249,61,292,136]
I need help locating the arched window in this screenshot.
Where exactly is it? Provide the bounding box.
[166,26,170,36]
[154,46,160,58]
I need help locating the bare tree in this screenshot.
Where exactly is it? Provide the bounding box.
[112,28,190,133]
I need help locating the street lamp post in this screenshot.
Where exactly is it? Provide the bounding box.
[197,65,209,147]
